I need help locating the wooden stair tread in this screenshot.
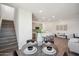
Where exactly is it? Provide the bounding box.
[0,36,16,40]
[0,42,17,47]
[0,45,18,52]
[0,46,18,53]
[0,39,17,45]
[0,20,18,55]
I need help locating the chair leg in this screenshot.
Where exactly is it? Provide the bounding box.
[13,50,18,56]
[63,52,68,56]
[66,48,70,56]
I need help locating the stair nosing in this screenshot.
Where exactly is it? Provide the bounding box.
[0,39,17,44]
[0,36,16,40]
[0,45,18,52]
[0,42,17,47]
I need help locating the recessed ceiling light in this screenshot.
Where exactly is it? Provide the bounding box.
[39,10,43,13]
[52,16,55,18]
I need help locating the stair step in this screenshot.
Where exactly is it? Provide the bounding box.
[0,44,18,52]
[0,20,18,55]
[0,42,17,49]
[0,33,16,37]
[0,52,14,56]
[0,35,16,38]
[0,40,17,46]
[0,32,15,34]
[0,45,18,53]
[0,36,16,40]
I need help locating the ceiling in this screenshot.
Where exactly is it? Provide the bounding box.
[6,3,79,21]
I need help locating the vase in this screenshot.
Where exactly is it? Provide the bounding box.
[37,33,43,46]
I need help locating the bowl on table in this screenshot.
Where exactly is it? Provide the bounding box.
[28,46,33,50]
[47,46,52,51]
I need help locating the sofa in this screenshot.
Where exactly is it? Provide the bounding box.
[73,33,79,38]
[56,33,66,38]
[65,33,74,39]
[56,33,73,39]
[68,38,79,54]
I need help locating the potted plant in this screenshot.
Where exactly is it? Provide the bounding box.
[34,24,43,46]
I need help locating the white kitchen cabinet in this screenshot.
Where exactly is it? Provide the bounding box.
[1,4,15,20]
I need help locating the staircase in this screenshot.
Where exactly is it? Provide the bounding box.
[0,20,18,56]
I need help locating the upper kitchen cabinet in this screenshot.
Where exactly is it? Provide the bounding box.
[1,4,15,20]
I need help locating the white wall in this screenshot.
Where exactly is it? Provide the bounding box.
[33,19,79,34]
[56,19,79,33]
[1,4,15,20]
[42,22,57,33]
[32,21,57,33]
[15,8,32,49]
